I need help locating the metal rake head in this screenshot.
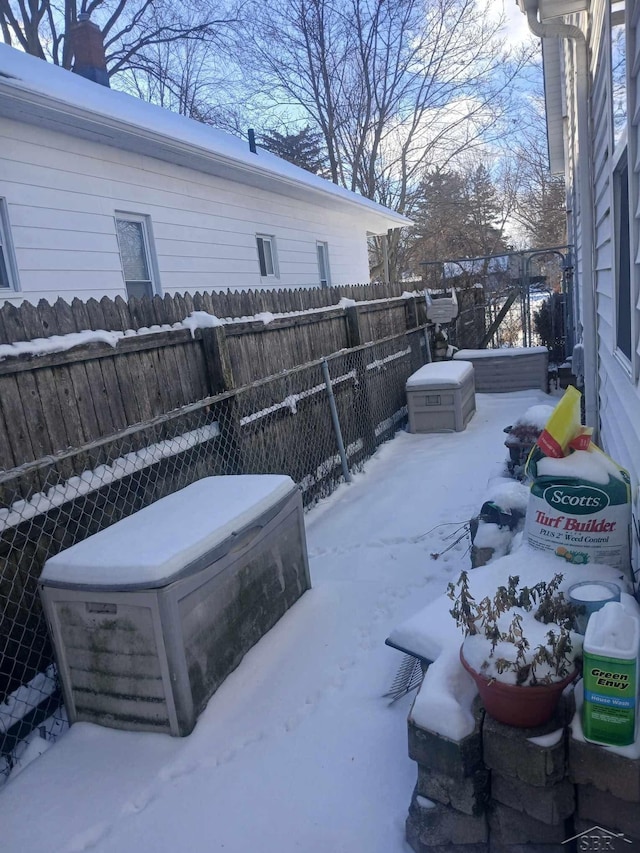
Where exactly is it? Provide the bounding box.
[383,654,424,704]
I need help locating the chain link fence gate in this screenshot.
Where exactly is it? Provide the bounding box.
[0,326,428,781]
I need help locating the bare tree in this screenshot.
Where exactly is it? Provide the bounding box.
[0,0,238,82]
[238,0,534,278]
[121,30,244,134]
[513,138,566,249]
[510,94,567,249]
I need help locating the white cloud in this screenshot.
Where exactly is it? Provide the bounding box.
[482,0,536,47]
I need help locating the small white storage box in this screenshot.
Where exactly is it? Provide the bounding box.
[454,347,548,392]
[39,475,310,737]
[406,361,475,433]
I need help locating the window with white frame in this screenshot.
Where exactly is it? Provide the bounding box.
[0,199,18,290]
[610,0,633,367]
[316,241,331,287]
[256,235,278,278]
[115,214,158,299]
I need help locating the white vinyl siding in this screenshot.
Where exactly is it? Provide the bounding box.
[585,0,640,488]
[0,118,372,303]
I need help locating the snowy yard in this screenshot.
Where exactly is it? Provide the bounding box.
[1,390,553,853]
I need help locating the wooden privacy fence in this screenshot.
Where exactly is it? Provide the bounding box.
[0,291,425,473]
[0,287,429,764]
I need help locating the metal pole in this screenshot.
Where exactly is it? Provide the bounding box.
[322,358,352,484]
[519,254,527,347]
[382,231,391,285]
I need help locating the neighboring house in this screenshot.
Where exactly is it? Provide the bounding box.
[519,0,640,500]
[0,28,407,306]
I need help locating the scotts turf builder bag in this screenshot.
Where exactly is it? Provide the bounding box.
[524,387,632,579]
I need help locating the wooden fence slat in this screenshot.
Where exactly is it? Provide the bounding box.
[172,341,196,405]
[51,365,87,447]
[201,292,214,316]
[151,294,168,326]
[138,296,156,328]
[19,370,59,459]
[0,376,33,467]
[18,302,47,339]
[183,293,195,317]
[71,297,92,331]
[0,305,56,476]
[111,353,143,427]
[157,294,190,407]
[173,293,188,322]
[98,356,128,432]
[126,296,141,329]
[97,296,121,332]
[0,384,15,470]
[139,345,166,416]
[32,300,57,343]
[162,292,180,325]
[33,367,74,475]
[151,345,180,412]
[71,299,116,437]
[51,300,99,444]
[123,351,154,422]
[49,298,76,337]
[113,295,133,331]
[217,291,230,319]
[83,297,108,332]
[1,303,28,343]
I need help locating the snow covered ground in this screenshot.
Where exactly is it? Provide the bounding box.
[0,390,553,853]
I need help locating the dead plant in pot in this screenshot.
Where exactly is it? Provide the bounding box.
[447,571,580,727]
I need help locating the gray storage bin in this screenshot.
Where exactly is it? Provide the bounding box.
[406,361,475,433]
[453,347,548,392]
[39,475,310,737]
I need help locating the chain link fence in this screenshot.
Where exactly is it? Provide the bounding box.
[0,327,428,781]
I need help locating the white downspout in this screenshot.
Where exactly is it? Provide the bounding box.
[523,0,600,434]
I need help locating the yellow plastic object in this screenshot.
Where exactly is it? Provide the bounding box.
[536,385,582,458]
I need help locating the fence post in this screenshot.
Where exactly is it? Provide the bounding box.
[321,359,352,484]
[404,296,418,330]
[345,304,362,347]
[200,325,235,394]
[200,326,242,474]
[344,306,378,458]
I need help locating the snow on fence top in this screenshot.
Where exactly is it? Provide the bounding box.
[0,296,420,360]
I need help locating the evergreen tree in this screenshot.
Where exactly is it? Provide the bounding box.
[406,169,469,278]
[260,126,329,176]
[407,165,511,280]
[463,164,509,261]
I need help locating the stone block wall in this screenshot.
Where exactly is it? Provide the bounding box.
[406,693,640,851]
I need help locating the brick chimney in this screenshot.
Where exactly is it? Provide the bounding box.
[69,13,110,87]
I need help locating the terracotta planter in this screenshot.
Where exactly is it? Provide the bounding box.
[459,646,577,728]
